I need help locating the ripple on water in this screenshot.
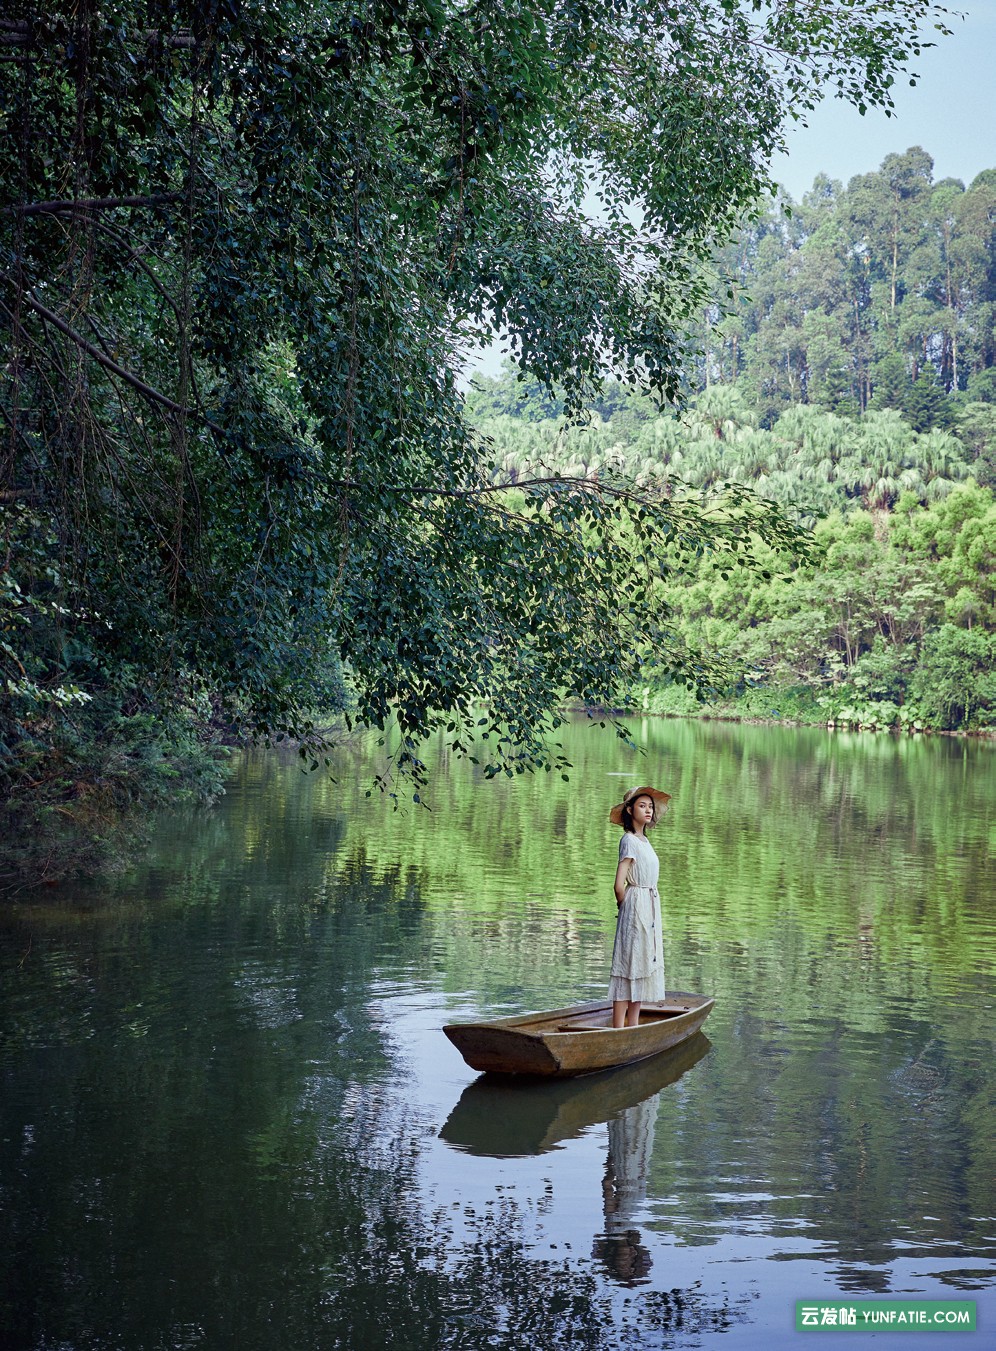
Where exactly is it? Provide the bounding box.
[1,722,993,1349]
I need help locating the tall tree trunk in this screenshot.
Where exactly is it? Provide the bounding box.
[704,313,711,388]
[952,312,959,391]
[945,237,956,390]
[891,199,900,312]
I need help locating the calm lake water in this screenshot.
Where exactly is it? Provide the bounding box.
[1,717,993,1349]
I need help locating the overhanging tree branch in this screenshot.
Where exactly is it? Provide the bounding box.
[0,21,195,51]
[20,291,218,561]
[3,194,183,217]
[19,292,197,421]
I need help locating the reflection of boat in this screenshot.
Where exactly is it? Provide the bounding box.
[440,1032,711,1157]
[443,991,714,1078]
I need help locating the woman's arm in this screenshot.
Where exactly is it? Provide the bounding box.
[614,857,632,908]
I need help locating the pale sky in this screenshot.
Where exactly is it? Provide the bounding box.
[464,3,996,381]
[772,2,996,200]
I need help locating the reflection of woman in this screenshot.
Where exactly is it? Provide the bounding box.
[608,786,670,1030]
[593,1093,659,1285]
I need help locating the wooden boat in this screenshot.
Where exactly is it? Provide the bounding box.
[443,990,714,1079]
[440,1032,711,1155]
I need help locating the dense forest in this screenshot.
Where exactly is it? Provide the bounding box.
[0,2,976,883]
[467,149,996,735]
[471,146,996,440]
[698,148,996,426]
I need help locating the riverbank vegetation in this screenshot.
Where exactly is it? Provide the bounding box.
[0,1,967,883]
[468,146,996,736]
[471,372,996,734]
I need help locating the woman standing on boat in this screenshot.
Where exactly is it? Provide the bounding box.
[609,786,670,1030]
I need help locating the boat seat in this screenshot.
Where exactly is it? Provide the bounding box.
[558,1009,689,1032]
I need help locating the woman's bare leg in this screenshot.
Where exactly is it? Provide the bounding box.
[613,1000,642,1028]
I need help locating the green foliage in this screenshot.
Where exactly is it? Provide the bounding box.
[473,381,996,730]
[466,358,659,430]
[464,360,566,422]
[697,147,996,463]
[678,485,996,730]
[956,403,996,488]
[3,0,949,867]
[905,367,954,432]
[473,382,974,523]
[908,625,996,729]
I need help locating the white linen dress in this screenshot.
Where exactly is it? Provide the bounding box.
[608,831,666,1004]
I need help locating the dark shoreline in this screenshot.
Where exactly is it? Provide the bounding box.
[567,704,996,740]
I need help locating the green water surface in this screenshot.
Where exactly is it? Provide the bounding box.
[1,718,993,1349]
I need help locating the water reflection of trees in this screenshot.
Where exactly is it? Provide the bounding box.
[131,724,994,1007]
[2,721,992,1342]
[1,1048,750,1349]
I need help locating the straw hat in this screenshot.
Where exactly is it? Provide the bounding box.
[608,785,671,826]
